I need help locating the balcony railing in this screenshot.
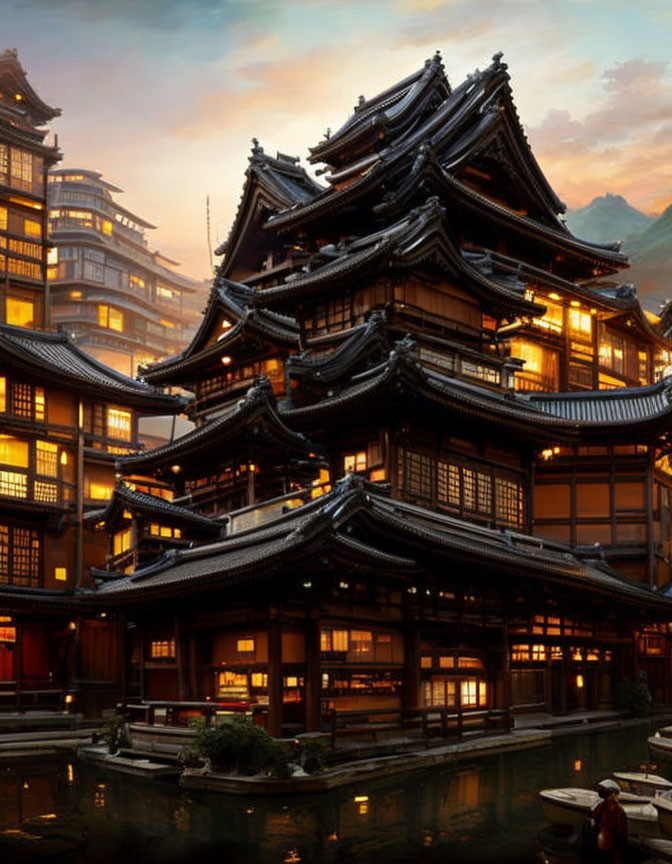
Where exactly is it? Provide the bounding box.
[222,484,331,535]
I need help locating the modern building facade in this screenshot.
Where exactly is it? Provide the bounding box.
[79,52,672,735]
[0,48,60,330]
[48,168,202,377]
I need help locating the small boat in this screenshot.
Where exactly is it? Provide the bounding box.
[653,793,672,839]
[649,735,672,762]
[539,788,659,837]
[540,788,598,828]
[643,836,672,861]
[613,771,672,798]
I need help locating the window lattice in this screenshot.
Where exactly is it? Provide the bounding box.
[0,524,41,587]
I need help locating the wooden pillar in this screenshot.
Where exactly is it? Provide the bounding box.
[267,610,283,737]
[560,651,568,714]
[15,621,23,713]
[502,615,511,715]
[188,634,199,700]
[646,448,656,588]
[403,621,421,711]
[117,614,127,708]
[304,609,321,733]
[139,629,146,702]
[175,615,186,701]
[75,396,85,588]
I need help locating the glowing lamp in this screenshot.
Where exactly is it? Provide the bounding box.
[570,300,580,308]
[548,292,561,301]
[576,674,584,689]
[221,356,232,365]
[14,93,23,101]
[64,693,75,704]
[170,464,181,474]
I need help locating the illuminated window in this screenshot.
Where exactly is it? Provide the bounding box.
[34,481,57,503]
[10,147,32,190]
[0,206,7,230]
[107,408,131,441]
[332,629,348,652]
[511,644,530,662]
[458,656,484,669]
[237,638,255,654]
[217,670,249,697]
[150,639,175,659]
[532,297,564,333]
[0,470,27,498]
[251,672,267,688]
[24,219,41,238]
[344,451,367,474]
[35,387,45,421]
[569,308,592,339]
[0,377,5,413]
[113,529,132,557]
[0,435,29,468]
[423,678,457,708]
[157,285,173,299]
[460,679,478,707]
[0,524,41,587]
[6,297,35,328]
[54,567,67,582]
[599,328,625,375]
[421,656,432,668]
[350,631,373,655]
[97,304,124,332]
[102,220,112,236]
[36,441,58,476]
[88,483,113,500]
[439,656,454,668]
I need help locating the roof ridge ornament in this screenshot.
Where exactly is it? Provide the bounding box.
[245,375,275,405]
[250,138,264,161]
[492,51,507,71]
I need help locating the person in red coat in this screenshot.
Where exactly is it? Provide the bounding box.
[581,779,628,864]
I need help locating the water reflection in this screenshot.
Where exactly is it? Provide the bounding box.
[0,722,664,863]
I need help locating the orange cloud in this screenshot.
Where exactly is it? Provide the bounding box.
[528,58,672,212]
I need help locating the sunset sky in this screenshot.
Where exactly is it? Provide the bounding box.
[5,0,672,279]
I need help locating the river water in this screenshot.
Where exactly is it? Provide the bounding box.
[0,722,664,863]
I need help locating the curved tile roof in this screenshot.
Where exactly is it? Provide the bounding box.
[90,476,672,611]
[0,324,182,411]
[527,379,672,424]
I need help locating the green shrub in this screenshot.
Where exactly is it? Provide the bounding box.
[193,717,291,777]
[615,677,652,717]
[298,737,327,774]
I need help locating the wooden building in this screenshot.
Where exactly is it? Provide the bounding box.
[47,168,202,378]
[0,325,183,712]
[38,52,672,727]
[0,48,60,330]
